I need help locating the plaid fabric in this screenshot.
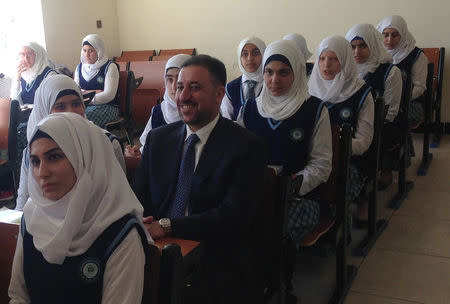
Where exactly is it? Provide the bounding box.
[287,198,320,244]
[85,104,119,129]
[17,122,28,162]
[347,163,364,204]
[408,99,424,127]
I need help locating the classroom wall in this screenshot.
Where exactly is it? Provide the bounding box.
[41,0,121,73]
[116,0,450,121]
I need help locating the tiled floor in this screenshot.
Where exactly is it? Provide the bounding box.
[294,135,450,304]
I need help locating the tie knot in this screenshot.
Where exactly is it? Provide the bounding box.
[246,80,256,88]
[186,133,200,147]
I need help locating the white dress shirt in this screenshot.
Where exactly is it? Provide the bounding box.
[383,65,403,122]
[220,75,263,120]
[9,229,145,304]
[410,52,428,101]
[74,63,119,105]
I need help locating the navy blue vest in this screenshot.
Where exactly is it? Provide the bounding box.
[306,62,314,76]
[364,63,394,99]
[225,76,262,121]
[150,104,167,129]
[395,47,423,74]
[21,214,149,304]
[77,60,119,107]
[325,84,372,129]
[243,96,323,176]
[20,66,54,104]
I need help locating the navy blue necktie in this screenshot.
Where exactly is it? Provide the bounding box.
[169,133,200,218]
[244,80,257,101]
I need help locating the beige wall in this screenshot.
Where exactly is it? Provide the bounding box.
[41,0,121,72]
[116,0,450,121]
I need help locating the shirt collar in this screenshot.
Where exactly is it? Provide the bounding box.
[185,114,220,144]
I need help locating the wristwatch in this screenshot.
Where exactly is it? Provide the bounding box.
[159,218,171,235]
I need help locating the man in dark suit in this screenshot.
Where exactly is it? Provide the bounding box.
[133,55,267,302]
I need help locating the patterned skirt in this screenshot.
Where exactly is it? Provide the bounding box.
[17,122,28,162]
[85,104,119,129]
[347,162,365,204]
[287,198,320,244]
[408,99,424,127]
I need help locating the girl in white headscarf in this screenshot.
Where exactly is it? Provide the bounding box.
[376,15,428,126]
[346,24,403,189]
[9,113,152,304]
[221,36,266,120]
[308,35,374,219]
[240,39,332,244]
[74,34,119,129]
[125,54,191,159]
[10,42,57,105]
[283,33,314,76]
[15,75,125,211]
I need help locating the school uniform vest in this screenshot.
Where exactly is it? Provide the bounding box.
[21,214,149,304]
[243,96,323,174]
[77,60,119,107]
[325,84,372,129]
[306,63,314,76]
[20,66,54,104]
[225,76,262,121]
[150,104,167,129]
[363,63,394,99]
[395,47,423,74]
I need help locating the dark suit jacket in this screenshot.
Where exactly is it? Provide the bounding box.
[133,116,267,263]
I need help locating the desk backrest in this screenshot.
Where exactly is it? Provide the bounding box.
[0,98,19,163]
[116,61,128,71]
[159,48,196,56]
[151,55,172,62]
[121,50,156,58]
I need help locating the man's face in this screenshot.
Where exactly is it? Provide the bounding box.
[351,39,371,64]
[175,65,224,131]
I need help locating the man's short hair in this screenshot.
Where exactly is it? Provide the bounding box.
[181,55,227,87]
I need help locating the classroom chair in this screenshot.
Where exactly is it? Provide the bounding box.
[159,48,196,56]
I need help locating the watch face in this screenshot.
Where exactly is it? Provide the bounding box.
[159,218,170,227]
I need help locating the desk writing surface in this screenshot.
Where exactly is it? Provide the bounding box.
[155,238,200,257]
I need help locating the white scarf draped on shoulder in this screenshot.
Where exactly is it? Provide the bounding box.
[161,54,191,123]
[80,34,109,81]
[376,15,417,64]
[308,35,365,104]
[345,23,393,78]
[24,113,151,265]
[256,39,309,121]
[20,42,50,84]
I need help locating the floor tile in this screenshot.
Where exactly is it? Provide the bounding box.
[351,250,450,304]
[345,291,424,304]
[395,190,450,221]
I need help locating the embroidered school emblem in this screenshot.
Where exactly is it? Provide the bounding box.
[80,258,101,282]
[340,108,353,120]
[289,128,304,143]
[97,76,104,84]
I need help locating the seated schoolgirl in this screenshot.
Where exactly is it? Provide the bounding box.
[125,54,191,159]
[221,37,266,120]
[283,33,314,76]
[240,39,332,244]
[376,15,428,128]
[15,75,125,211]
[74,34,119,128]
[9,113,152,304]
[308,35,374,221]
[345,23,403,189]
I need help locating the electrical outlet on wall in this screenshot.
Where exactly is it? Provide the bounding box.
[96,20,102,29]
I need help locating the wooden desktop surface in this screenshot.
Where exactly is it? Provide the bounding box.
[155,237,200,257]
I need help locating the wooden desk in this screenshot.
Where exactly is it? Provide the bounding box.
[155,237,200,257]
[0,223,19,304]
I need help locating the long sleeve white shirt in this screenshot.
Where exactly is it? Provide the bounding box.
[383,65,403,122]
[410,52,428,101]
[352,93,374,156]
[9,228,145,304]
[74,63,119,105]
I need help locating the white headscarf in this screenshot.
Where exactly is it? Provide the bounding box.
[283,33,313,62]
[376,15,417,64]
[308,35,365,104]
[24,113,151,264]
[161,54,191,123]
[80,34,109,81]
[26,74,85,142]
[20,42,50,84]
[256,39,309,121]
[345,23,393,78]
[237,36,266,82]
